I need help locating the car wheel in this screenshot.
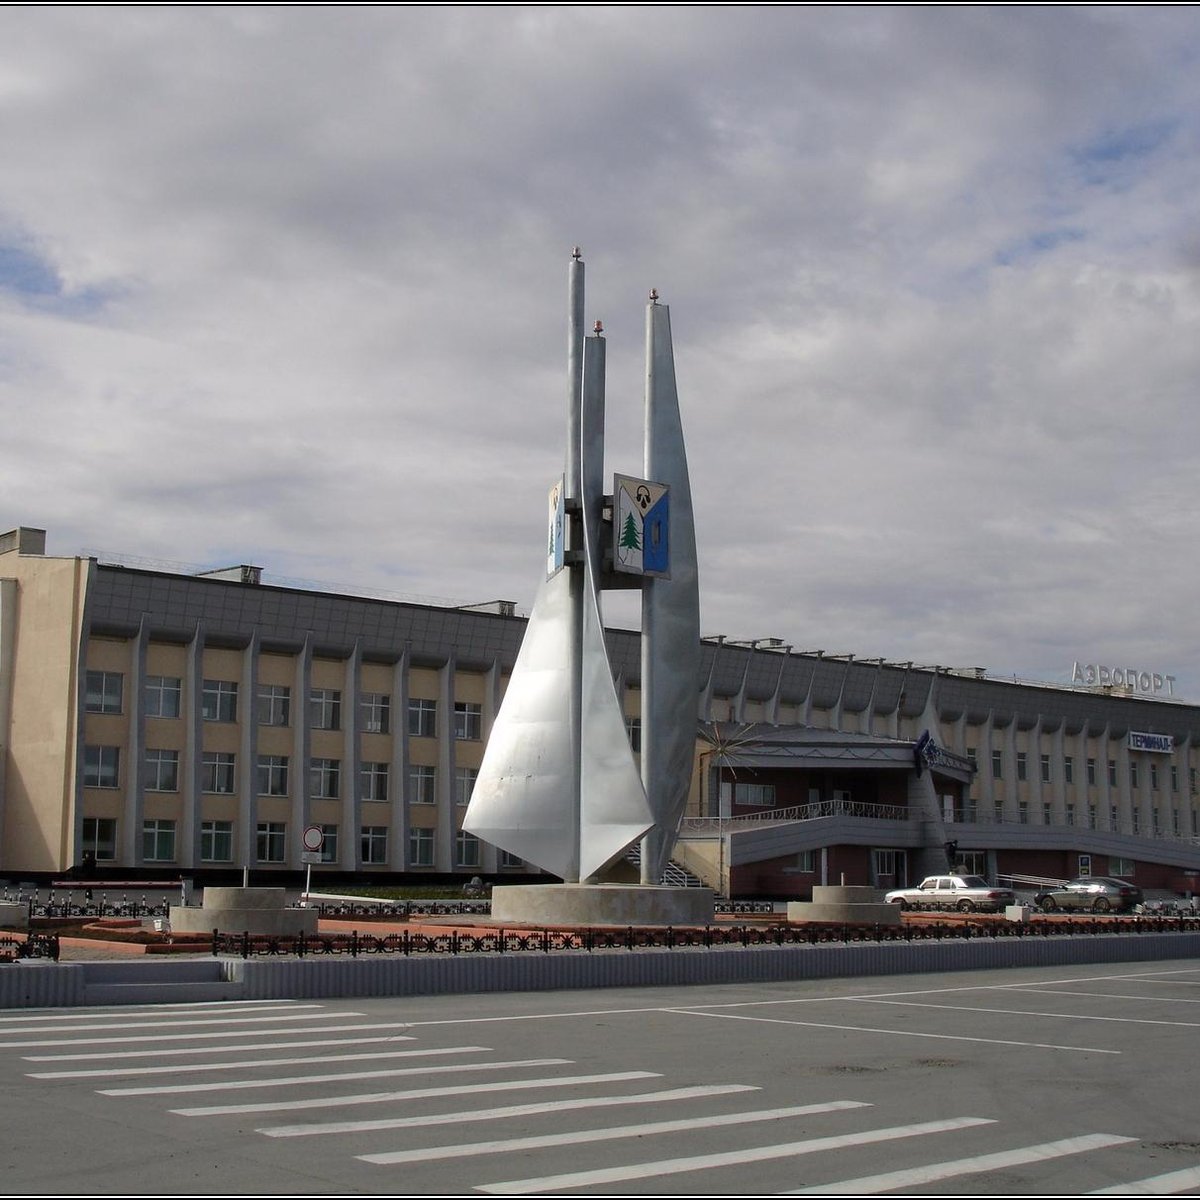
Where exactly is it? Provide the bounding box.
[1093,897,1111,913]
[1040,897,1058,912]
[891,898,908,911]
[957,899,974,913]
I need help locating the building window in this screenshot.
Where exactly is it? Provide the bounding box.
[966,747,977,765]
[1150,763,1159,791]
[1016,752,1027,782]
[1042,801,1052,824]
[1088,803,1097,828]
[455,767,478,806]
[1192,768,1198,794]
[202,679,238,723]
[991,750,1003,780]
[722,780,775,807]
[455,829,481,868]
[145,748,179,792]
[320,824,339,864]
[257,755,289,797]
[81,817,117,861]
[1111,856,1134,877]
[83,745,120,789]
[310,688,342,731]
[410,764,436,804]
[200,820,233,863]
[144,675,181,719]
[1064,756,1074,785]
[409,827,435,867]
[258,684,291,727]
[202,751,236,795]
[361,692,391,735]
[85,670,123,714]
[454,701,482,740]
[1040,755,1051,784]
[872,849,898,880]
[142,819,176,862]
[796,849,816,873]
[1174,809,1181,834]
[625,716,642,753]
[361,826,388,865]
[256,822,286,863]
[408,698,437,738]
[310,758,340,800]
[1130,761,1139,789]
[360,762,389,803]
[1018,802,1029,824]
[1171,765,1179,792]
[993,799,1004,822]
[1111,804,1119,830]
[1087,758,1097,786]
[499,850,523,868]
[959,850,987,876]
[1065,803,1075,826]
[1107,759,1117,787]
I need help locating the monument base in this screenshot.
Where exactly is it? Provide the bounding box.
[786,884,901,925]
[169,886,318,936]
[491,883,714,928]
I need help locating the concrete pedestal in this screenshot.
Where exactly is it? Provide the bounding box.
[0,902,29,931]
[787,884,901,925]
[169,886,318,936]
[490,883,714,928]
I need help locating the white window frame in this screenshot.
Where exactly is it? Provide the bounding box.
[258,683,291,727]
[257,755,289,797]
[408,698,437,738]
[310,757,341,800]
[256,821,286,863]
[142,818,176,862]
[202,679,238,723]
[361,692,391,735]
[85,670,123,714]
[145,748,179,792]
[83,745,120,789]
[409,826,435,867]
[409,764,436,805]
[144,675,181,719]
[360,761,389,803]
[310,688,342,731]
[453,701,482,741]
[202,751,236,795]
[200,820,234,863]
[361,825,388,865]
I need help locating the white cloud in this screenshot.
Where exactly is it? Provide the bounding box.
[2,5,1199,696]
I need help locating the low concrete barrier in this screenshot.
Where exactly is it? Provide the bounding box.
[3,930,1199,1007]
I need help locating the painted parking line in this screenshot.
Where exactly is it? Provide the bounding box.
[0,1002,322,1022]
[784,1132,1137,1194]
[0,1020,414,1049]
[849,997,1200,1028]
[1001,987,1200,1005]
[171,1070,662,1117]
[29,1044,489,1079]
[668,1008,1120,1054]
[100,1056,571,1096]
[0,1011,365,1036]
[474,1116,996,1195]
[1091,1164,1200,1194]
[359,1100,870,1165]
[23,1034,419,1062]
[258,1085,761,1138]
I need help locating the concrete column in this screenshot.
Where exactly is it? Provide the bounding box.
[289,635,311,870]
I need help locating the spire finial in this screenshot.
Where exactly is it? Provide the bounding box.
[572,246,582,260]
[649,288,659,304]
[593,319,604,334]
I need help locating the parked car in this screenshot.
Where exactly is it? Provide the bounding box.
[1034,876,1143,913]
[884,875,1017,913]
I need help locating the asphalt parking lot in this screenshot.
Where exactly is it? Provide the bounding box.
[0,958,1198,1194]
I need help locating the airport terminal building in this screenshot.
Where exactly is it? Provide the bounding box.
[4,525,1200,898]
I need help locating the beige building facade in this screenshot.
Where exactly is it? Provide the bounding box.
[4,526,1200,897]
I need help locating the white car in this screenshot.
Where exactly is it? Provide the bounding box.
[885,875,1017,913]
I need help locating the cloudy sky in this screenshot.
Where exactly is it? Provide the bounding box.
[2,6,1199,698]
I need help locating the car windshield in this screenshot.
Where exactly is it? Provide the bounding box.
[959,876,988,888]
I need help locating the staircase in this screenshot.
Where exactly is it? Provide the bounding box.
[624,843,708,889]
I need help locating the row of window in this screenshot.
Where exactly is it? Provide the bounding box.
[83,747,479,803]
[978,796,1188,834]
[82,817,500,867]
[85,672,482,738]
[973,747,1196,793]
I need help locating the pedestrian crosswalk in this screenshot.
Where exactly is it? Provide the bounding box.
[0,999,1190,1194]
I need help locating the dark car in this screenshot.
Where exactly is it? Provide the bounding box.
[1034,876,1143,913]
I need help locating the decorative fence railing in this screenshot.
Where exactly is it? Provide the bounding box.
[681,800,911,834]
[309,899,776,919]
[0,933,60,962]
[212,915,1200,959]
[4,894,172,920]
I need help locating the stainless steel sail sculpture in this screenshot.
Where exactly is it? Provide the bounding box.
[463,251,701,884]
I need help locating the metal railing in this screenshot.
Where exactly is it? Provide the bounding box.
[0,933,60,962]
[213,915,1200,958]
[681,799,911,834]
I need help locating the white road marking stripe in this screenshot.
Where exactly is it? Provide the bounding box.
[0,1012,364,1037]
[29,1044,488,1079]
[360,1100,871,1165]
[100,1057,571,1096]
[1091,1165,1200,1194]
[672,1008,1121,1054]
[784,1132,1138,1193]
[851,997,1200,1028]
[0,1021,411,1049]
[23,1034,416,1062]
[258,1085,760,1138]
[171,1070,661,1117]
[0,1002,320,1022]
[1002,987,1200,1005]
[474,1116,996,1195]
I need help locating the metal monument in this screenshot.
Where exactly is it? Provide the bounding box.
[463,249,701,887]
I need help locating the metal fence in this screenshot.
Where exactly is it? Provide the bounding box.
[0,933,60,962]
[212,915,1200,959]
